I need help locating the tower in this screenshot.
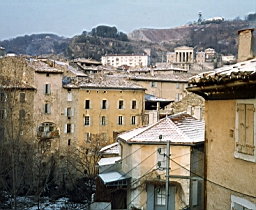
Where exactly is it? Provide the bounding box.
[198,11,202,25]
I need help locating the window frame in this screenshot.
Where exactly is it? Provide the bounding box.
[118,116,124,125]
[235,99,256,162]
[131,115,136,125]
[231,194,256,210]
[155,187,166,206]
[44,84,51,95]
[102,99,107,109]
[118,100,124,109]
[0,109,6,120]
[85,100,90,109]
[84,116,91,126]
[131,100,137,109]
[20,92,25,102]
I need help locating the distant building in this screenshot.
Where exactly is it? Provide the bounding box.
[101,53,150,68]
[166,46,194,69]
[0,47,5,57]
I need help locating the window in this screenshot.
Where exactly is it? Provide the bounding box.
[65,124,74,133]
[101,116,106,126]
[65,107,74,117]
[44,104,51,114]
[19,109,25,120]
[67,92,72,101]
[235,100,256,162]
[175,93,179,102]
[44,84,51,94]
[157,146,167,170]
[118,100,124,109]
[102,100,107,109]
[150,81,157,87]
[84,116,90,126]
[102,133,107,142]
[231,194,256,210]
[131,116,136,125]
[155,187,166,205]
[131,100,137,109]
[84,132,91,142]
[118,116,124,125]
[20,92,25,102]
[0,110,5,120]
[68,139,71,146]
[0,92,6,102]
[85,100,90,109]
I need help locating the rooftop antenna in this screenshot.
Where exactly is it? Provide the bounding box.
[198,11,202,25]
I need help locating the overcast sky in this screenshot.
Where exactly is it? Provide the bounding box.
[0,0,255,40]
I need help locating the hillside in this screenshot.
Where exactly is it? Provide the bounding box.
[0,34,70,56]
[0,20,254,64]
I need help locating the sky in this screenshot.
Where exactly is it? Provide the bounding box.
[0,0,256,41]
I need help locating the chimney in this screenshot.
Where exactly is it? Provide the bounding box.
[237,28,254,62]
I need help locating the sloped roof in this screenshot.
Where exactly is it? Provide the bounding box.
[97,157,121,166]
[188,58,256,86]
[27,59,63,73]
[118,113,204,144]
[99,142,120,155]
[66,75,146,90]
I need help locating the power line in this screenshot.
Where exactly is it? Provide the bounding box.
[170,158,256,200]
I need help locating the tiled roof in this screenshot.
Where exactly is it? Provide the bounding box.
[1,79,35,89]
[130,74,190,82]
[99,142,120,155]
[188,58,256,86]
[118,113,204,144]
[27,59,63,73]
[145,94,173,102]
[66,75,146,90]
[97,157,121,166]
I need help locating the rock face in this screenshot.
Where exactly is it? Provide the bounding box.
[128,26,191,44]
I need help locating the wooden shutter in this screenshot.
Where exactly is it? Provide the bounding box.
[245,104,254,155]
[47,104,51,114]
[237,104,246,153]
[71,108,75,116]
[68,93,72,101]
[71,124,74,133]
[65,108,67,116]
[146,185,155,210]
[64,124,67,133]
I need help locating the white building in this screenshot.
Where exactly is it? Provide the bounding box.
[101,53,150,68]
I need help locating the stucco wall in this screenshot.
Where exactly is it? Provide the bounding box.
[205,100,256,209]
[120,143,191,209]
[78,89,145,146]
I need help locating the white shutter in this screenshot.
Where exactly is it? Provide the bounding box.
[68,92,72,101]
[71,108,75,116]
[48,84,51,94]
[123,116,125,125]
[43,104,46,113]
[65,108,67,116]
[64,124,67,133]
[44,84,46,94]
[107,100,110,109]
[71,124,74,133]
[47,104,51,114]
[155,82,158,87]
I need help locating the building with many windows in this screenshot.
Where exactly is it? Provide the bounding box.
[101,53,150,68]
[64,75,146,146]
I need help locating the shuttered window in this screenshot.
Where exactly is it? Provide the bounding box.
[237,104,255,155]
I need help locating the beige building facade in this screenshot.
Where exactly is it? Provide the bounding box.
[188,29,256,209]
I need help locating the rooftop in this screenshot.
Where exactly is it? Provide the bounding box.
[65,74,146,90]
[118,112,204,144]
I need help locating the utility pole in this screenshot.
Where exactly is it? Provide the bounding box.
[165,140,170,210]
